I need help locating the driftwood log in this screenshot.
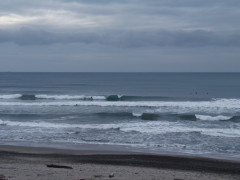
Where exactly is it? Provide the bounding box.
[46,164,73,169]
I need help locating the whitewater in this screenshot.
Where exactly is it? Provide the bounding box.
[0,72,240,159]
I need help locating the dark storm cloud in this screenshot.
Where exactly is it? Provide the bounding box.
[0,28,239,47]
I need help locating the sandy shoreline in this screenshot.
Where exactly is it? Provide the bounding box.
[0,145,240,180]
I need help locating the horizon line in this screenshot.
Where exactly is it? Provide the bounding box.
[0,72,240,73]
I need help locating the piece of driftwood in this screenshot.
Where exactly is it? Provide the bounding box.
[46,164,73,169]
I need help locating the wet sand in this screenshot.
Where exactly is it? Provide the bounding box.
[0,145,240,180]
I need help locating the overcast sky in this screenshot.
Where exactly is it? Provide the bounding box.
[0,0,239,72]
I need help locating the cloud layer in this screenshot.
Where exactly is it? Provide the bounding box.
[0,0,239,71]
[0,28,240,47]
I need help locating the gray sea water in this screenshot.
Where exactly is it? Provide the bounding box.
[0,73,240,159]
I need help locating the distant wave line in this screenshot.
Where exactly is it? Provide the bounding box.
[0,99,240,109]
[0,94,193,101]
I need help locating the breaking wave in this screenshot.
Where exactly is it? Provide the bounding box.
[0,94,106,100]
[1,119,240,138]
[0,98,240,109]
[0,94,22,99]
[195,114,240,122]
[93,112,240,122]
[0,94,181,101]
[0,119,117,129]
[106,95,172,101]
[195,114,232,121]
[1,111,238,122]
[36,94,106,100]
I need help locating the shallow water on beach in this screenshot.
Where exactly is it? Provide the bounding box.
[0,72,240,159]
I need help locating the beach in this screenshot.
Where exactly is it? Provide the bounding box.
[0,145,240,180]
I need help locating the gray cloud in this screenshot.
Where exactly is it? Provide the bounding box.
[1,0,239,29]
[0,0,239,72]
[0,28,239,47]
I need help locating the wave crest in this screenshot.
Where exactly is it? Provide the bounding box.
[195,114,232,121]
[36,94,105,100]
[0,94,106,100]
[0,94,21,99]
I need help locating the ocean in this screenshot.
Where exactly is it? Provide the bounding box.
[0,72,240,159]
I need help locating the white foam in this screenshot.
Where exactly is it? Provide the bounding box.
[0,94,21,99]
[0,119,120,129]
[195,114,232,121]
[0,98,240,109]
[119,121,240,138]
[0,94,106,100]
[117,94,123,98]
[132,112,142,117]
[2,119,240,138]
[36,94,106,100]
[0,119,5,125]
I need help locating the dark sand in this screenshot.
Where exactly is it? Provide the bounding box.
[0,145,240,180]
